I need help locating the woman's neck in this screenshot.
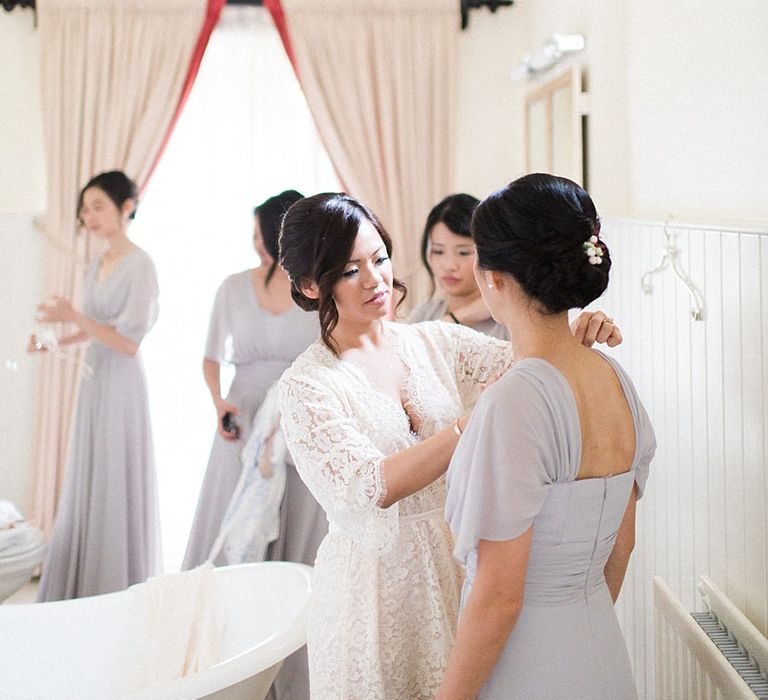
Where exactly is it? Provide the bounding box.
[444,288,482,313]
[104,233,134,257]
[505,309,579,363]
[332,318,387,356]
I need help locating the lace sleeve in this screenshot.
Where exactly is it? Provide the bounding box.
[278,372,399,553]
[431,323,514,410]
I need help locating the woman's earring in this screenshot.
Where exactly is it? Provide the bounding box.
[487,283,494,290]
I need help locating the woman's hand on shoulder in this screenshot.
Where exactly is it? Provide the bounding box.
[570,310,622,348]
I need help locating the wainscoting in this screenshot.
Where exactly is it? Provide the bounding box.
[598,218,768,699]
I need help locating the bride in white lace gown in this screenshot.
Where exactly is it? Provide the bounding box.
[276,193,620,699]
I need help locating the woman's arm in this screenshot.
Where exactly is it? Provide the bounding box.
[37,297,139,356]
[203,358,240,441]
[27,330,90,353]
[436,530,533,700]
[604,484,638,602]
[378,414,469,508]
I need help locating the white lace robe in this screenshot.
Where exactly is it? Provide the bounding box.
[278,321,513,699]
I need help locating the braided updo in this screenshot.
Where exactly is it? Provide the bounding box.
[472,173,610,313]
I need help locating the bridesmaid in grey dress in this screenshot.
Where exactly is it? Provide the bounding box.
[34,171,161,601]
[182,190,324,572]
[440,174,656,699]
[409,194,508,339]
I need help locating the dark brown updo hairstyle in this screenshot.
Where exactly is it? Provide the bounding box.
[420,193,480,295]
[279,192,407,354]
[472,173,610,314]
[254,189,304,286]
[77,170,139,223]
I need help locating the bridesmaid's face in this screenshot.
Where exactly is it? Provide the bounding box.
[427,222,478,299]
[78,187,130,238]
[332,221,393,324]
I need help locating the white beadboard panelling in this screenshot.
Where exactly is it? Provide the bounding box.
[598,219,768,700]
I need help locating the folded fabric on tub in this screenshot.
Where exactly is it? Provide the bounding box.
[132,562,224,687]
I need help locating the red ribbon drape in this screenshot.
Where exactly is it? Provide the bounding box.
[264,0,297,70]
[142,0,228,192]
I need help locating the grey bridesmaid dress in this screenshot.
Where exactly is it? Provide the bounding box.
[446,353,656,699]
[408,297,509,340]
[182,270,323,570]
[38,248,161,601]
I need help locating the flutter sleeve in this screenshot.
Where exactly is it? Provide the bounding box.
[112,252,159,345]
[633,400,656,498]
[278,370,398,553]
[445,369,561,565]
[204,277,231,364]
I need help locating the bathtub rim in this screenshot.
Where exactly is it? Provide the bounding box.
[127,560,313,700]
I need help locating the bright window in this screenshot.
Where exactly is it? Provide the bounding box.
[131,6,339,571]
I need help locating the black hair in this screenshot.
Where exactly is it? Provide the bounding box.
[77,170,139,223]
[472,173,610,314]
[279,192,407,354]
[420,193,480,295]
[254,189,304,286]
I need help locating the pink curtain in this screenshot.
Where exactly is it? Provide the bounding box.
[32,0,225,533]
[268,0,459,310]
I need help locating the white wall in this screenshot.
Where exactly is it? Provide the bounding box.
[455,0,768,225]
[0,9,46,515]
[627,0,768,224]
[0,10,45,213]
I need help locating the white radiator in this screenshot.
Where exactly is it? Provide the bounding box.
[654,576,768,699]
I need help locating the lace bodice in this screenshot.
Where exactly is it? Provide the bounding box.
[279,321,513,698]
[279,321,512,554]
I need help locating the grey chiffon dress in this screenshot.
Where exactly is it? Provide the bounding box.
[409,297,509,340]
[37,247,161,602]
[446,353,656,699]
[182,270,324,571]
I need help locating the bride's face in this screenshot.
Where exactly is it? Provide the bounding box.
[332,221,393,324]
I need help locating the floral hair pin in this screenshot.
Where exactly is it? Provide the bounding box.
[582,235,604,265]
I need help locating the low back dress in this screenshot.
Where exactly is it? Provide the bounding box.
[446,354,656,699]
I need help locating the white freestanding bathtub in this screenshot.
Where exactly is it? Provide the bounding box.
[0,561,312,700]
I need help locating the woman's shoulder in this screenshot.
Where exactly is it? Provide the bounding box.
[123,246,157,280]
[219,268,252,288]
[280,340,338,386]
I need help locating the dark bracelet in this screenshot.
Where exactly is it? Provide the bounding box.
[448,311,461,324]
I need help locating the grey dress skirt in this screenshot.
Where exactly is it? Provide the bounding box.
[446,353,656,699]
[182,270,324,571]
[37,248,161,602]
[409,297,509,339]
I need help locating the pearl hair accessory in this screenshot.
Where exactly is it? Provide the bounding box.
[582,235,604,265]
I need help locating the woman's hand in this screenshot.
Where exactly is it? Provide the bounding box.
[479,371,505,392]
[570,310,622,348]
[27,334,46,353]
[36,296,77,324]
[215,399,241,441]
